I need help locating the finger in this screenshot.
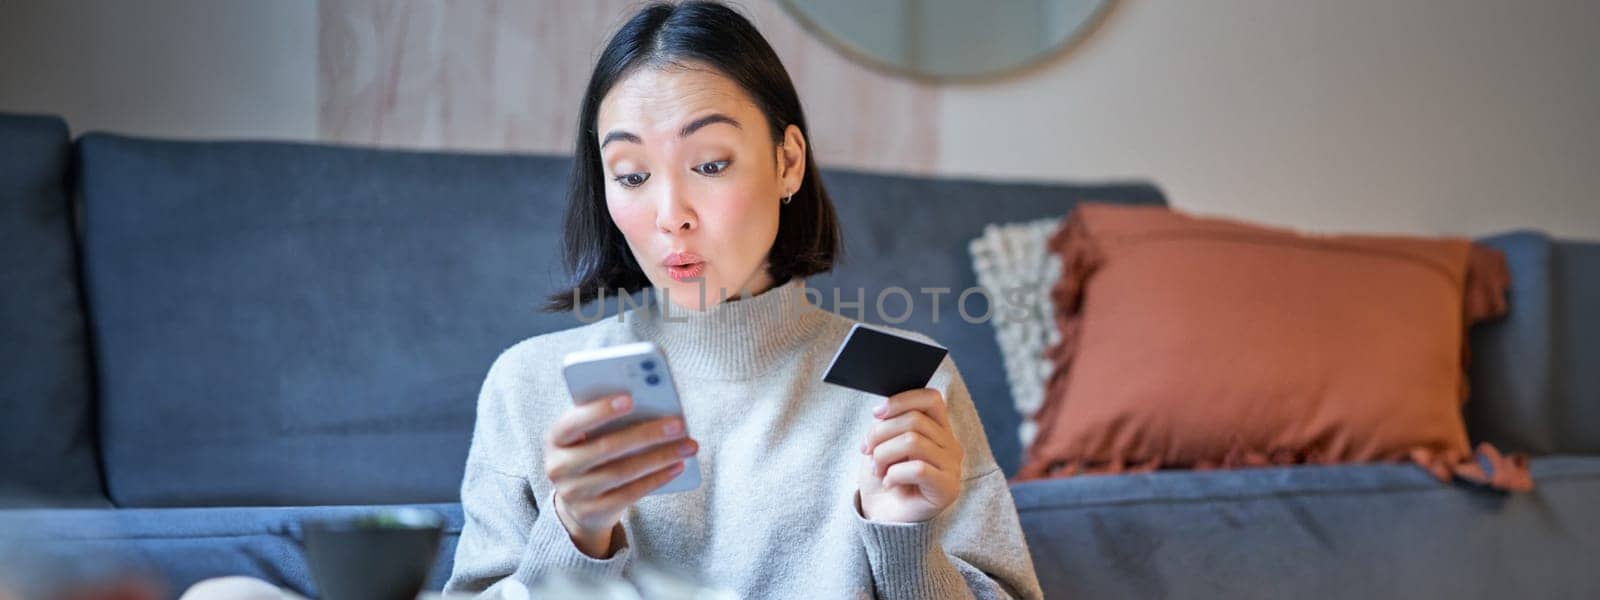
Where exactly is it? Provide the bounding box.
[882,459,957,492]
[549,393,634,447]
[588,459,689,512]
[874,388,950,430]
[545,415,685,482]
[870,431,949,478]
[861,411,948,456]
[564,416,687,477]
[567,437,699,500]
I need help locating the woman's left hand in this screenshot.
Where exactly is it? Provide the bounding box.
[857,387,965,523]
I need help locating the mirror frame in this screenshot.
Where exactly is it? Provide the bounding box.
[775,0,1118,83]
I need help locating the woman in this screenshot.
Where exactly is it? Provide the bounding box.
[178,3,1038,599]
[443,3,1042,598]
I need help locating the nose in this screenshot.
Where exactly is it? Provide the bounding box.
[654,179,697,234]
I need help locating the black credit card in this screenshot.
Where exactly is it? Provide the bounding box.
[822,323,948,397]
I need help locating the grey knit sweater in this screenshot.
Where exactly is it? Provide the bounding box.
[442,277,1043,599]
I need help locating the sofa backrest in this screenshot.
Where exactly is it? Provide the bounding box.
[29,120,1598,509]
[1470,231,1600,455]
[74,131,1166,506]
[0,113,108,508]
[77,135,581,507]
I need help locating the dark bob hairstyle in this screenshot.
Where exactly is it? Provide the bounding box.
[542,0,842,313]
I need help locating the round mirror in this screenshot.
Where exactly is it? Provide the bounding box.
[777,0,1113,82]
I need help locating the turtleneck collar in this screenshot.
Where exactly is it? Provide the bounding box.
[624,276,832,380]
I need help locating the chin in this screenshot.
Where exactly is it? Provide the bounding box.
[659,273,718,296]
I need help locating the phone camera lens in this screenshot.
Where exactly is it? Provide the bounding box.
[641,359,656,371]
[645,373,661,386]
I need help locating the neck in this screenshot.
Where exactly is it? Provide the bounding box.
[625,277,830,380]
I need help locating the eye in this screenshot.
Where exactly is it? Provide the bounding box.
[693,160,731,176]
[614,172,650,189]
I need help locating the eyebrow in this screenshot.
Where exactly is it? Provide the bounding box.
[599,113,743,150]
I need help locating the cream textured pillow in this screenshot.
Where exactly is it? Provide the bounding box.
[967,217,1064,448]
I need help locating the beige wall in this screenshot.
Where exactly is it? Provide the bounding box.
[0,0,318,141]
[937,0,1600,238]
[3,0,1596,238]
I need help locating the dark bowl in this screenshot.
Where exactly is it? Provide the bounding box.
[302,508,445,600]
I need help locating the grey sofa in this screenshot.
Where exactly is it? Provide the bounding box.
[2,112,1596,599]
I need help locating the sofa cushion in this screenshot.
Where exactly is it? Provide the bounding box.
[806,170,1166,476]
[1012,456,1600,599]
[1470,232,1600,454]
[1468,232,1558,453]
[1553,240,1600,451]
[0,502,462,598]
[76,134,583,507]
[0,113,107,508]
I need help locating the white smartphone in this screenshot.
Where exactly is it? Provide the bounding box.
[560,341,701,496]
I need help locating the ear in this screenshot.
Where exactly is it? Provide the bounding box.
[776,124,807,197]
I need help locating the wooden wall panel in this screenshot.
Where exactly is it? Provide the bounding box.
[318,0,940,173]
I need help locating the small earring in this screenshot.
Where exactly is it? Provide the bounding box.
[782,193,793,205]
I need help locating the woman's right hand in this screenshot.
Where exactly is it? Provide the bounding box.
[543,392,698,558]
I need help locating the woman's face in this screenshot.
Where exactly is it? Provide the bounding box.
[596,62,807,311]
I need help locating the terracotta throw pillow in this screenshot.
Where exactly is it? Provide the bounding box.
[1014,203,1533,492]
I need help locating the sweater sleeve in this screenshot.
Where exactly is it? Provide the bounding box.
[852,354,1045,600]
[441,348,634,596]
